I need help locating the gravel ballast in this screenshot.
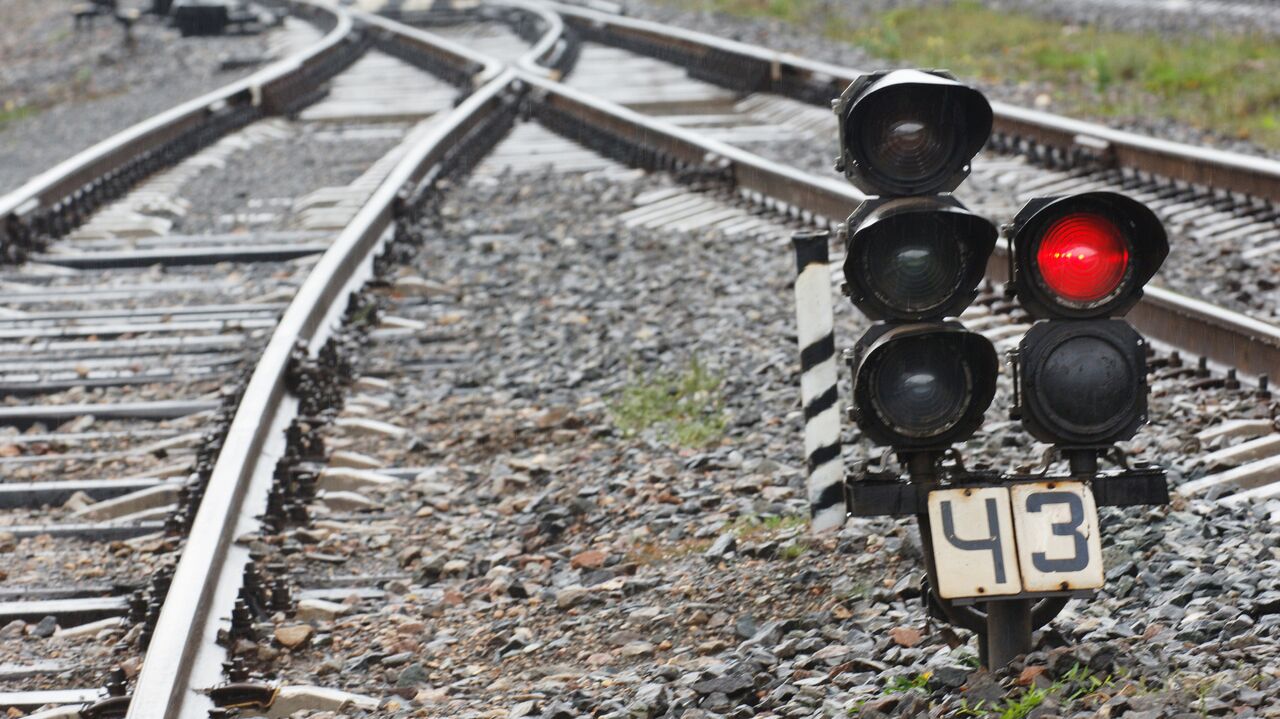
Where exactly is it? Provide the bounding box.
[0,0,279,194]
[235,133,1279,717]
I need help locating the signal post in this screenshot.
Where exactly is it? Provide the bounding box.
[821,70,1172,668]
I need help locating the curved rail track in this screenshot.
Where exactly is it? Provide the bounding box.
[0,1,1277,715]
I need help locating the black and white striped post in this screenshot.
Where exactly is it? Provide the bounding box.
[792,230,845,533]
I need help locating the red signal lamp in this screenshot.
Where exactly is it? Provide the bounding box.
[1011,192,1167,320]
[1035,213,1129,303]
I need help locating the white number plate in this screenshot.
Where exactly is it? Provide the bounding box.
[927,481,1104,600]
[926,486,1022,599]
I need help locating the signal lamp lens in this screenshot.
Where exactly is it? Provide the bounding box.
[1039,335,1137,428]
[837,70,993,196]
[851,324,998,449]
[844,198,997,321]
[1036,213,1130,304]
[1018,320,1148,446]
[1011,192,1168,320]
[862,105,957,189]
[866,231,962,315]
[869,335,972,438]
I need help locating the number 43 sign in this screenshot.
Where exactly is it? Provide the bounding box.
[927,481,1104,600]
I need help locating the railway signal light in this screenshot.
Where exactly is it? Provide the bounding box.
[835,69,993,196]
[842,198,996,321]
[1011,191,1169,447]
[848,323,997,450]
[823,72,1172,672]
[1010,192,1168,320]
[836,69,998,452]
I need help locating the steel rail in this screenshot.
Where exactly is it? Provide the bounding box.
[124,70,520,719]
[112,4,518,714]
[480,0,571,77]
[521,71,866,222]
[0,6,357,259]
[513,0,569,75]
[351,6,507,86]
[542,1,1280,205]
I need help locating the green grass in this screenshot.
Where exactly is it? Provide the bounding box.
[953,664,1119,718]
[0,103,37,129]
[728,513,808,537]
[885,673,931,694]
[778,540,809,560]
[611,357,727,447]
[997,688,1048,719]
[667,0,1280,148]
[725,514,810,559]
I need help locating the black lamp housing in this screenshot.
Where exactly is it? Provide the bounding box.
[848,322,998,450]
[1011,191,1169,320]
[1016,319,1149,447]
[843,196,997,321]
[835,69,993,196]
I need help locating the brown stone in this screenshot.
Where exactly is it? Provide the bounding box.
[274,624,314,649]
[570,549,607,570]
[1017,665,1047,686]
[888,626,922,648]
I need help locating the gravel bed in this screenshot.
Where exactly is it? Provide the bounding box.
[0,0,280,194]
[0,533,173,693]
[231,149,1278,718]
[176,123,411,235]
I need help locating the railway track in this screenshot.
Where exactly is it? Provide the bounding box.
[0,1,1276,716]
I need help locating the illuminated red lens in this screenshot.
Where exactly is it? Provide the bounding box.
[1035,213,1130,303]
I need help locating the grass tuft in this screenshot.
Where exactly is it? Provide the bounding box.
[728,513,808,538]
[611,357,727,447]
[628,538,712,565]
[885,672,931,694]
[0,102,37,128]
[951,663,1123,717]
[778,540,809,560]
